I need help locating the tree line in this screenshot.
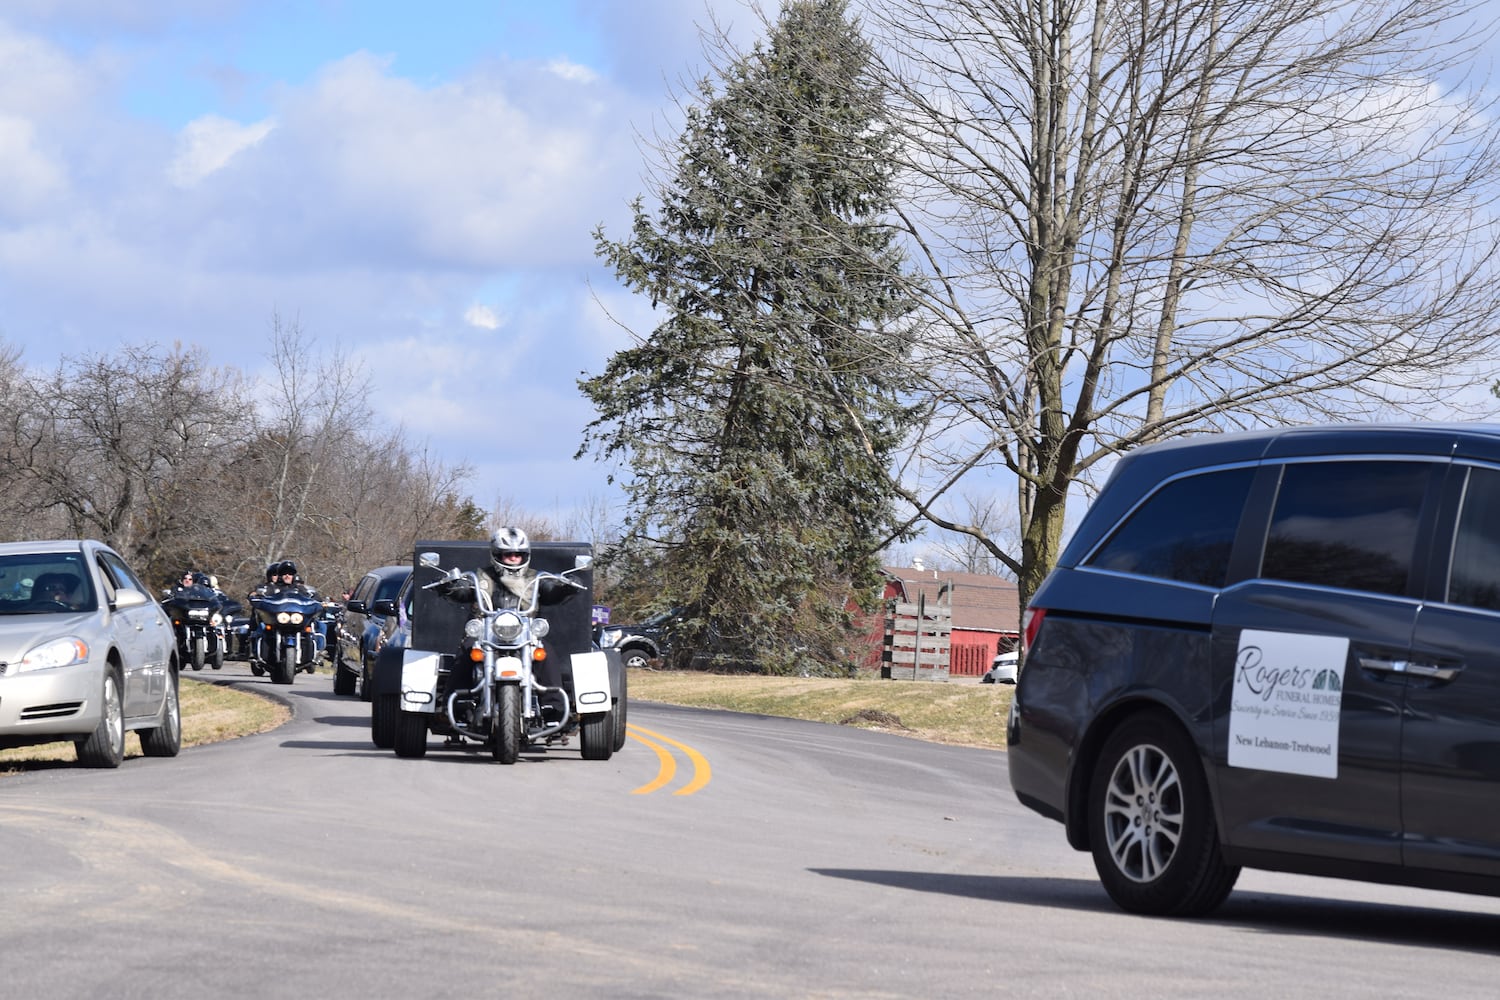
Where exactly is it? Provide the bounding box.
[0,318,485,602]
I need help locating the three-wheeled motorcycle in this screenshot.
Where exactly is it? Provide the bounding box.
[370,540,627,763]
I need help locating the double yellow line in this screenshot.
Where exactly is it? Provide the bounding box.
[627,723,711,795]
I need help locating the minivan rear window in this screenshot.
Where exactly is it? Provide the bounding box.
[1261,459,1429,597]
[1085,467,1254,587]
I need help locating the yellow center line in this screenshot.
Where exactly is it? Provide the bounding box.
[627,723,712,796]
[627,728,678,795]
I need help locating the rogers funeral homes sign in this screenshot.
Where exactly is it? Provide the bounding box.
[1228,629,1348,780]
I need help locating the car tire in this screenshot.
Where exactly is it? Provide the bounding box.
[611,667,629,752]
[359,662,373,703]
[76,669,125,768]
[622,648,650,671]
[580,708,613,761]
[140,671,182,757]
[394,709,428,758]
[372,693,397,749]
[1088,712,1240,916]
[333,664,355,696]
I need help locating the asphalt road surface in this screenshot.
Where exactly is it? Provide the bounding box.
[5,660,1500,999]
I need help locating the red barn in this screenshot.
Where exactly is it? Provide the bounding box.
[858,563,1022,678]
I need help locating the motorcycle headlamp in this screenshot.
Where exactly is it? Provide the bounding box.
[464,619,485,640]
[493,611,524,643]
[531,618,550,639]
[188,608,210,619]
[210,612,223,626]
[276,611,292,624]
[289,612,304,624]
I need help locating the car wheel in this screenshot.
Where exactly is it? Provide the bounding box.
[980,673,996,684]
[611,666,629,752]
[333,663,355,696]
[1088,712,1240,916]
[140,671,182,757]
[76,669,125,768]
[580,708,613,761]
[372,693,397,749]
[394,709,428,759]
[622,648,650,671]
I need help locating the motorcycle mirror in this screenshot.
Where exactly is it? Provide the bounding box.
[573,554,592,571]
[418,551,441,569]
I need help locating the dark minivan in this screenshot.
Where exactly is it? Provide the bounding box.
[1009,422,1500,916]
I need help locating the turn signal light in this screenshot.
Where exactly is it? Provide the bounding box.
[532,647,546,662]
[469,647,483,662]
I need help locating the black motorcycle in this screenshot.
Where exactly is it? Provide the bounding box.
[161,583,227,672]
[248,585,325,685]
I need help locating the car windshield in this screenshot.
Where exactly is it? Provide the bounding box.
[0,554,99,615]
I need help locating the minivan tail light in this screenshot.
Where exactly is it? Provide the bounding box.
[1022,606,1046,652]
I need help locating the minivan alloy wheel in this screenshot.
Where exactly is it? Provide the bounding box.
[1087,714,1240,916]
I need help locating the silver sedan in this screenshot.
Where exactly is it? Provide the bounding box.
[0,539,180,767]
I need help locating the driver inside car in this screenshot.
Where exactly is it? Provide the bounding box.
[34,572,81,610]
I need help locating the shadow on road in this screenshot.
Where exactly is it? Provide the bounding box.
[810,868,1500,954]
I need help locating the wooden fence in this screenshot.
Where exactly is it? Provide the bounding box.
[881,599,951,681]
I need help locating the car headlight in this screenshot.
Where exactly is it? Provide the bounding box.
[17,636,90,672]
[600,628,622,647]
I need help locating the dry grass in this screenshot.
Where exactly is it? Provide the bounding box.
[629,670,1013,749]
[0,677,289,772]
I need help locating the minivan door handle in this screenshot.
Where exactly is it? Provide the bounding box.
[1357,656,1460,682]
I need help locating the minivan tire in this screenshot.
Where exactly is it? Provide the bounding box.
[1087,713,1240,916]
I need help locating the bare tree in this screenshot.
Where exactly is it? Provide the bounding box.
[866,0,1500,611]
[0,343,251,580]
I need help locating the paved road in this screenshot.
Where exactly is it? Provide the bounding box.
[4,660,1500,998]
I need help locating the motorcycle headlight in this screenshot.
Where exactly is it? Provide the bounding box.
[532,618,550,639]
[289,612,304,624]
[277,612,291,624]
[17,636,90,672]
[493,611,523,643]
[463,619,484,640]
[210,612,223,626]
[188,608,210,619]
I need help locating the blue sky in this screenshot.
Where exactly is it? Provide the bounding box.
[0,0,762,526]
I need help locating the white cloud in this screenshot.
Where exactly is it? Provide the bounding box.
[0,114,65,217]
[464,303,502,330]
[168,113,276,187]
[547,59,598,85]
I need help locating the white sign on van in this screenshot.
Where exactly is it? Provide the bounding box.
[1228,629,1347,779]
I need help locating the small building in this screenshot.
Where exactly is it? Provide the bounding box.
[861,561,1021,679]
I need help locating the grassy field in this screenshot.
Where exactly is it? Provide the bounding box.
[0,669,1010,774]
[0,676,290,772]
[629,670,1013,749]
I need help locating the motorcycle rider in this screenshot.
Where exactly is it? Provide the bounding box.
[461,527,570,722]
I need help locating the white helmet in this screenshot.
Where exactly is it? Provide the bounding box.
[490,527,531,574]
